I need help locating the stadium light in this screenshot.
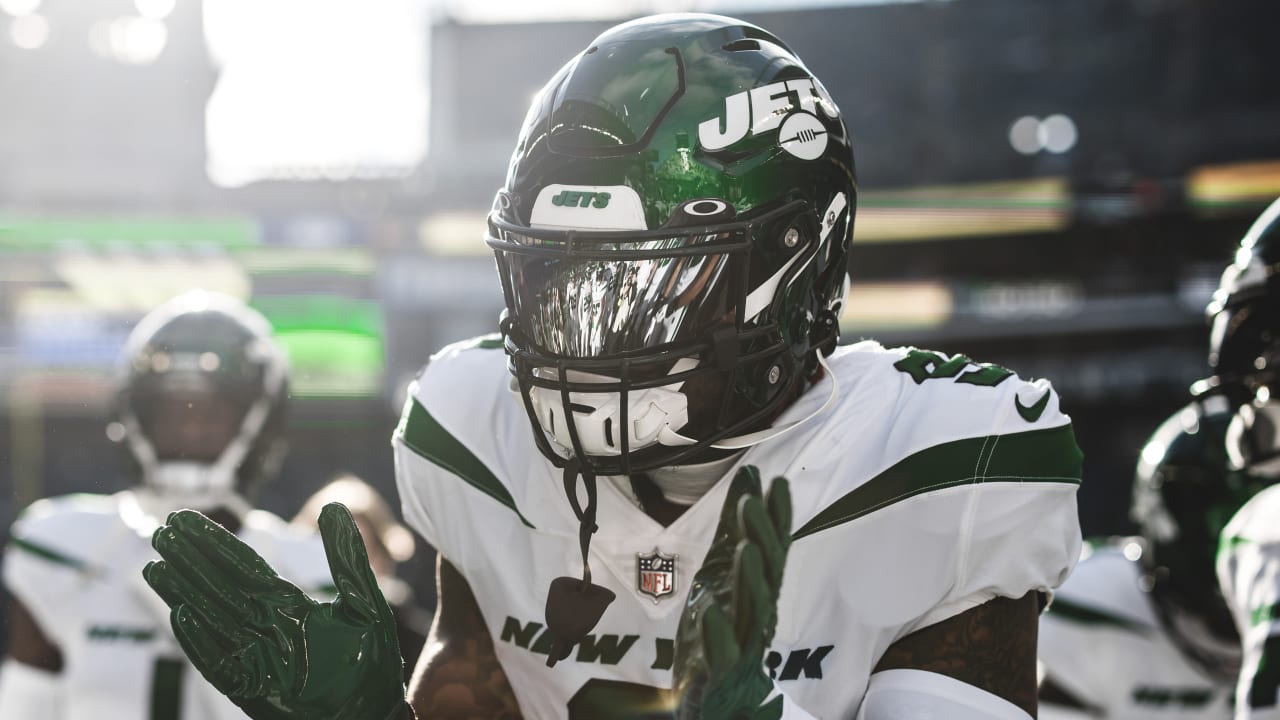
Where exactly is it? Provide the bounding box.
[9,13,48,49]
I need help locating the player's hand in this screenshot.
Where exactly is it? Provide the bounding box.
[143,503,411,720]
[674,466,791,720]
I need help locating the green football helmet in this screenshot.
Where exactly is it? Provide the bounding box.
[486,13,856,477]
[110,290,290,515]
[1130,397,1269,678]
[1206,197,1280,477]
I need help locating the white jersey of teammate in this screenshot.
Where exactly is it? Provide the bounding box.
[1037,542,1235,719]
[2,491,333,720]
[1218,483,1280,719]
[393,337,1083,719]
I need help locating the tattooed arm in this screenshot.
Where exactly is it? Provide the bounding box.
[873,592,1041,717]
[407,556,524,720]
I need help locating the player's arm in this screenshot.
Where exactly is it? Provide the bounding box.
[407,556,523,719]
[4,598,62,671]
[871,592,1040,717]
[0,598,65,717]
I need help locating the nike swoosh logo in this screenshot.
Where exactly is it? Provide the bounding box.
[1015,389,1051,422]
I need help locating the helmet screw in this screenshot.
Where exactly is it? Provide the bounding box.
[767,365,781,384]
[783,228,800,248]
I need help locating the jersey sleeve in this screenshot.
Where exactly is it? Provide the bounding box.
[3,497,109,647]
[392,336,534,569]
[1218,485,1280,719]
[895,361,1084,632]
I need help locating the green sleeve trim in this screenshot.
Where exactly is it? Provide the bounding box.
[792,424,1082,540]
[396,397,536,529]
[9,536,89,572]
[1046,597,1153,635]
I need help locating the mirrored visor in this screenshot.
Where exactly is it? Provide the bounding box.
[492,229,747,358]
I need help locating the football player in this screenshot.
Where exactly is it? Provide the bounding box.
[143,14,1084,720]
[1037,398,1257,718]
[0,291,333,720]
[1038,198,1280,719]
[1213,198,1280,719]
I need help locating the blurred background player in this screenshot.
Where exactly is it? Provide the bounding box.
[291,473,430,681]
[0,290,333,720]
[1213,198,1280,718]
[1037,199,1280,718]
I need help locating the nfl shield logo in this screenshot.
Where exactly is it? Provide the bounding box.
[636,547,678,603]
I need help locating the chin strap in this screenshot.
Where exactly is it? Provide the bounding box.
[661,351,840,451]
[543,457,616,668]
[562,457,600,588]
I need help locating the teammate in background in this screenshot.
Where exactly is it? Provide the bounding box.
[291,475,431,681]
[1037,198,1280,719]
[0,291,333,720]
[1213,198,1280,719]
[145,14,1084,720]
[1037,397,1260,718]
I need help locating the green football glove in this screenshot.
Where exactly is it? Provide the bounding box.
[143,503,411,720]
[674,466,792,720]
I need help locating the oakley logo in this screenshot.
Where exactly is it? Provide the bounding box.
[698,78,839,160]
[551,190,611,209]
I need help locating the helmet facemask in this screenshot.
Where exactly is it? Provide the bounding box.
[491,193,844,477]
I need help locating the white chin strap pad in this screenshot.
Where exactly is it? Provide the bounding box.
[147,461,237,497]
[529,359,697,456]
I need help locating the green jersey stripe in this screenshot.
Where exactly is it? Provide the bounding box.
[396,397,536,529]
[1046,597,1153,634]
[9,537,90,571]
[793,424,1082,540]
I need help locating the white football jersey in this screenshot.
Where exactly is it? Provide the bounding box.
[1217,484,1280,719]
[2,491,334,720]
[393,337,1083,719]
[1037,542,1235,719]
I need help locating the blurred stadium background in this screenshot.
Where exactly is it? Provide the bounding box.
[2,0,1279,647]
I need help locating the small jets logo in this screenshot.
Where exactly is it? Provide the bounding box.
[636,548,678,603]
[550,190,611,208]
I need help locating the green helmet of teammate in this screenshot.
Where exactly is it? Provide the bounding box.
[1206,197,1280,477]
[486,13,856,476]
[1130,398,1269,677]
[110,291,290,512]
